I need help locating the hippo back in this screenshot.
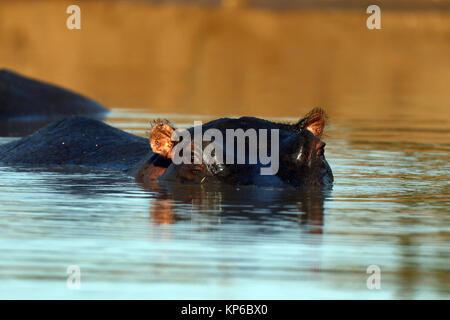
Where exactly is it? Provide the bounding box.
[0,69,108,120]
[0,117,150,172]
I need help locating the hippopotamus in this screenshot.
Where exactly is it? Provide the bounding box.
[0,108,333,188]
[0,69,108,136]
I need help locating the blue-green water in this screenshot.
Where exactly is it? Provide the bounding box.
[0,109,449,299]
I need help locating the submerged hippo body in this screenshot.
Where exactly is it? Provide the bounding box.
[0,108,333,188]
[0,117,150,172]
[0,69,108,120]
[0,69,109,136]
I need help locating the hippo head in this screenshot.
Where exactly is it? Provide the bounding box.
[147,109,333,188]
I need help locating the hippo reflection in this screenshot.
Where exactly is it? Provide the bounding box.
[0,109,333,188]
[146,181,328,234]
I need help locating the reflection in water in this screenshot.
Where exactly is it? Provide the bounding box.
[145,180,328,235]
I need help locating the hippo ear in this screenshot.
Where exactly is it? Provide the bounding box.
[149,120,175,158]
[298,108,326,138]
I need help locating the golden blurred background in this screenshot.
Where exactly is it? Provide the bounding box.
[1,0,449,119]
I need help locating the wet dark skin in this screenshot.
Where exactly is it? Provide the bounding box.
[138,108,333,188]
[0,108,332,188]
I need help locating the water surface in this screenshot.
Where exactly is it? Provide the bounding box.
[0,108,448,299]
